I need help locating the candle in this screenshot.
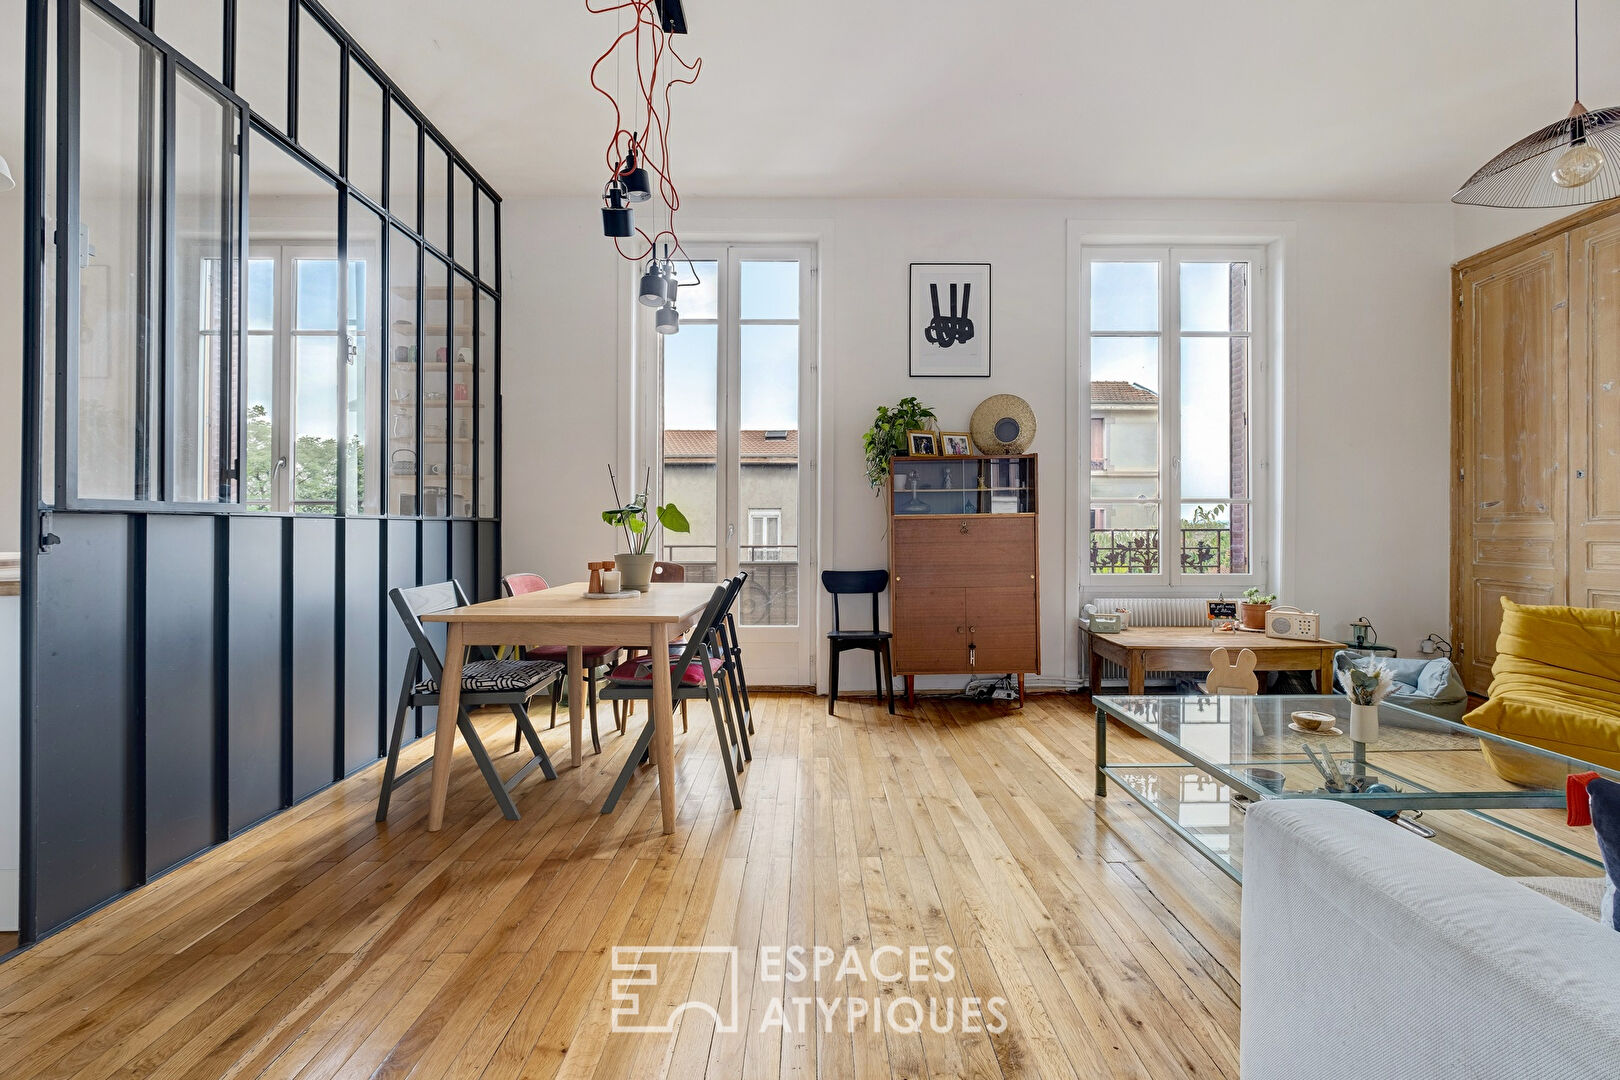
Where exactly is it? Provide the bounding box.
[601,570,621,594]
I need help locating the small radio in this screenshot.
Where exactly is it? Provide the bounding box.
[1265,605,1321,641]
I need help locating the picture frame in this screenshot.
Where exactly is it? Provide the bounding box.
[939,431,973,457]
[906,430,940,457]
[910,262,991,378]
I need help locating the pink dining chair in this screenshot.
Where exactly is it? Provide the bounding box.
[501,573,625,753]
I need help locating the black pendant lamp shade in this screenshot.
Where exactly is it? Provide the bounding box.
[1453,104,1620,207]
[621,148,652,203]
[655,301,680,335]
[638,258,668,306]
[601,182,633,237]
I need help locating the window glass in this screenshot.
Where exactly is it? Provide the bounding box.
[740,261,799,320]
[347,199,384,514]
[677,259,718,319]
[77,9,159,501]
[244,259,275,509]
[450,272,475,515]
[423,139,449,253]
[476,290,496,516]
[171,71,234,502]
[157,0,223,82]
[386,228,420,515]
[296,9,341,168]
[388,101,418,227]
[453,165,474,269]
[234,0,288,131]
[1090,261,1159,332]
[420,254,449,515]
[476,189,496,285]
[348,61,383,201]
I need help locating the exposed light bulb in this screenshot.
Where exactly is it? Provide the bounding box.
[1552,139,1606,188]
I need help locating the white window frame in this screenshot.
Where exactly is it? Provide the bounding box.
[1080,244,1269,591]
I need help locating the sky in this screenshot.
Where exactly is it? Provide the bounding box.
[1090,259,1245,507]
[663,260,801,432]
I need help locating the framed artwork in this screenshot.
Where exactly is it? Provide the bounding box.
[910,262,990,377]
[939,431,972,457]
[906,430,939,457]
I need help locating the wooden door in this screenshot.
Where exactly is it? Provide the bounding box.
[1568,216,1620,615]
[965,585,1038,672]
[1454,240,1568,694]
[892,586,968,673]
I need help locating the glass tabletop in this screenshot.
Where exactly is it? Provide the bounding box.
[1094,694,1613,805]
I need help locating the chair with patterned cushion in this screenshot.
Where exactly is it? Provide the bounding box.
[376,580,562,822]
[502,572,623,754]
[599,582,746,815]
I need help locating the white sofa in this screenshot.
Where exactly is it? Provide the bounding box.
[1241,799,1620,1079]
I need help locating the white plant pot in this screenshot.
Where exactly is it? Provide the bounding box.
[1348,703,1380,743]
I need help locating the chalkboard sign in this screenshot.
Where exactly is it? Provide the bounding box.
[1206,599,1239,622]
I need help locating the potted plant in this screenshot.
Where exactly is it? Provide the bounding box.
[603,467,690,591]
[1344,661,1395,743]
[1239,587,1276,631]
[863,397,937,489]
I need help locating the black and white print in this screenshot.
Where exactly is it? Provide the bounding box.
[910,263,991,377]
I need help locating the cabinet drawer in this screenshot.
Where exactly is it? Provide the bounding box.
[891,517,1035,589]
[892,587,968,673]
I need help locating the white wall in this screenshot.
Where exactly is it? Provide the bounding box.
[1452,206,1566,263]
[503,196,1456,690]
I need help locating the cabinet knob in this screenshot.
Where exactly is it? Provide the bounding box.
[968,625,977,634]
[956,626,965,634]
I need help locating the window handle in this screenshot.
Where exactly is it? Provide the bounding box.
[272,456,288,484]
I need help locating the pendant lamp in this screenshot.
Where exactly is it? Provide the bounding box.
[621,147,652,203]
[601,181,632,237]
[1454,1,1620,207]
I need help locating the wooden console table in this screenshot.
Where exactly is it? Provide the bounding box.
[1084,625,1340,695]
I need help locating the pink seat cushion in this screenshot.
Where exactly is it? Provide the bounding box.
[525,644,620,664]
[608,656,724,687]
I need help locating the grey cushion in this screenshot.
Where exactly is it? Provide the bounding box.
[415,658,563,696]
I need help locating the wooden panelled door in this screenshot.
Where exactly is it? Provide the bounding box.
[1454,240,1568,694]
[1568,215,1620,615]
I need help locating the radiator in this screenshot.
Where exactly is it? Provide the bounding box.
[1080,595,1211,690]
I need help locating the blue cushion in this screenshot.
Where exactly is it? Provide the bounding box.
[1590,776,1620,931]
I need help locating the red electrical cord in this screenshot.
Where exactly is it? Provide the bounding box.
[586,0,702,281]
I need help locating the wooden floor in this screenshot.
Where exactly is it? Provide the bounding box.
[0,692,1594,1079]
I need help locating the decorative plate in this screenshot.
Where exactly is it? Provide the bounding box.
[970,394,1035,454]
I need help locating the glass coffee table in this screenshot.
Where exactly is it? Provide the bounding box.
[1093,694,1617,882]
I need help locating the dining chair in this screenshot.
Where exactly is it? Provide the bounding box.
[625,560,690,728]
[377,580,562,822]
[502,572,622,754]
[599,582,745,814]
[652,561,687,583]
[822,569,896,714]
[718,569,755,737]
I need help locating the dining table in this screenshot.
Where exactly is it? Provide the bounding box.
[421,580,717,834]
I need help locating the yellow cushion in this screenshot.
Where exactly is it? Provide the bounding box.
[1462,598,1620,779]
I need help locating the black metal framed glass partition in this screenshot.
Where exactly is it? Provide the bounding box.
[19,0,506,945]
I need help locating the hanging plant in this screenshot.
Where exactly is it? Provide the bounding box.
[863,397,937,489]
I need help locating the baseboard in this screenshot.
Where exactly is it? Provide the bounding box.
[0,869,17,932]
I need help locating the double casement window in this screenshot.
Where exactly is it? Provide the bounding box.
[1082,246,1268,587]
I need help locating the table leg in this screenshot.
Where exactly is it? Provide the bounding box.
[568,645,585,768]
[650,622,677,834]
[1095,706,1108,798]
[1318,652,1336,694]
[1086,633,1101,694]
[1127,652,1146,696]
[427,623,466,832]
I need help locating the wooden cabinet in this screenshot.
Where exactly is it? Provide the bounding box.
[1452,204,1620,694]
[887,454,1039,702]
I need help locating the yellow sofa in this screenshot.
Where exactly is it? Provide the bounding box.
[1463,598,1620,786]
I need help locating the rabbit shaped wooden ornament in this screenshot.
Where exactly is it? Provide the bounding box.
[1204,647,1259,696]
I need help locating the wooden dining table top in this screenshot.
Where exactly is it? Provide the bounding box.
[421,580,717,624]
[1087,625,1340,650]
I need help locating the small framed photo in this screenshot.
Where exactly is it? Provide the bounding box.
[906,430,939,457]
[939,431,973,457]
[910,262,991,378]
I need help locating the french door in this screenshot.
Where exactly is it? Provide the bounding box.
[657,244,817,686]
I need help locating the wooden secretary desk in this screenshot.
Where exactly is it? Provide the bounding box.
[886,453,1040,704]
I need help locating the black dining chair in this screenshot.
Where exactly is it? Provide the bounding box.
[822,569,895,714]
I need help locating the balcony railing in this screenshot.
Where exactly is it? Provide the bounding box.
[662,544,799,626]
[1089,527,1236,574]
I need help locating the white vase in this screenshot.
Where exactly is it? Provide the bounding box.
[1348,703,1380,743]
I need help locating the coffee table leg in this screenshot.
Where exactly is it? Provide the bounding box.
[1095,707,1108,798]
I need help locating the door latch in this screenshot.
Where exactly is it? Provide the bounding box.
[39,510,61,554]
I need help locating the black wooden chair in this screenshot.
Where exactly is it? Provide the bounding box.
[599,582,746,815]
[822,569,895,715]
[376,580,563,822]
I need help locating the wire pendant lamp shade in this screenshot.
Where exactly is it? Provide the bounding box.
[1453,1,1620,208]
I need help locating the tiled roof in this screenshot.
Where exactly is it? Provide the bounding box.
[664,429,799,463]
[1091,381,1159,404]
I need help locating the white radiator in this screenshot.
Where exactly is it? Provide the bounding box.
[1080,595,1210,689]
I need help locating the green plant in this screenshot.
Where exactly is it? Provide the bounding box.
[1242,586,1276,605]
[603,465,690,555]
[862,396,938,488]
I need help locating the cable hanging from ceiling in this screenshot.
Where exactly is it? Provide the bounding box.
[588,0,700,333]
